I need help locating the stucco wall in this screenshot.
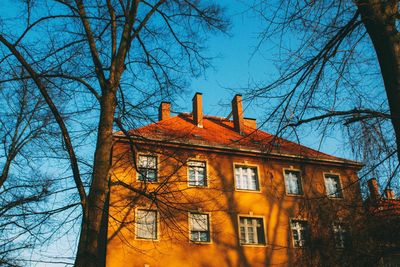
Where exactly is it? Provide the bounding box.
[106,141,363,267]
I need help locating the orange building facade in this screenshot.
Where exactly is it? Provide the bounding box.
[106,93,367,266]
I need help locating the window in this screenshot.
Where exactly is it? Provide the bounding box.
[284,170,303,195]
[136,210,157,239]
[324,174,343,198]
[188,161,207,186]
[333,222,350,248]
[239,217,266,245]
[235,165,259,191]
[290,220,309,247]
[138,155,157,182]
[189,213,210,242]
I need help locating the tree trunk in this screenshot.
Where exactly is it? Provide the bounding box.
[356,0,400,163]
[74,89,116,267]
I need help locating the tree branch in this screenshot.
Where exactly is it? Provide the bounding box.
[0,34,87,209]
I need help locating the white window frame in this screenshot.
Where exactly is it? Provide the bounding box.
[188,212,211,243]
[234,164,260,192]
[290,219,309,248]
[283,169,304,196]
[135,209,158,240]
[332,222,350,249]
[187,160,207,187]
[137,154,158,182]
[238,215,267,246]
[324,173,343,198]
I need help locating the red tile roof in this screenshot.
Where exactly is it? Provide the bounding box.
[367,199,400,217]
[115,113,361,165]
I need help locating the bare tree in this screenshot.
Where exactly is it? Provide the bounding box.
[0,66,56,266]
[246,1,399,188]
[0,67,52,188]
[0,1,226,266]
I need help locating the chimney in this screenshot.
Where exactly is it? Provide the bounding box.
[192,92,203,127]
[244,118,256,129]
[232,94,244,134]
[367,178,380,203]
[158,102,171,121]
[384,188,396,200]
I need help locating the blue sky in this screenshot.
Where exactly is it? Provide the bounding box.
[178,1,348,159]
[0,0,349,160]
[1,0,353,161]
[182,1,269,118]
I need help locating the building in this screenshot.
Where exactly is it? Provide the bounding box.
[106,93,367,266]
[366,178,400,266]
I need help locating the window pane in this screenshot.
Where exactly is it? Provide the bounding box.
[285,170,303,195]
[139,155,156,168]
[138,168,156,181]
[256,222,266,244]
[249,168,257,190]
[138,155,157,182]
[248,226,254,244]
[199,232,209,242]
[188,161,206,186]
[333,223,350,248]
[197,168,205,182]
[190,213,210,242]
[147,169,156,181]
[299,229,307,247]
[240,226,246,243]
[325,175,342,198]
[190,213,208,231]
[191,231,209,242]
[188,161,205,168]
[189,169,195,177]
[291,220,308,247]
[136,210,157,239]
[235,166,259,191]
[235,168,242,189]
[239,217,265,245]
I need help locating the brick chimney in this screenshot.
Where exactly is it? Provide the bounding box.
[232,94,244,134]
[384,188,395,199]
[192,92,203,128]
[158,102,171,121]
[367,178,380,203]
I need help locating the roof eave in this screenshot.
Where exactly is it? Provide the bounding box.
[113,134,364,169]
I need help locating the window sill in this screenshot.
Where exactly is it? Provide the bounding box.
[240,243,267,247]
[326,196,344,200]
[285,193,304,197]
[135,237,159,242]
[189,240,212,245]
[235,188,262,193]
[188,184,208,188]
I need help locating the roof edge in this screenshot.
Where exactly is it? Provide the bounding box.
[113,134,364,169]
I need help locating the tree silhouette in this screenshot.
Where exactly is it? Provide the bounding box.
[0,1,227,266]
